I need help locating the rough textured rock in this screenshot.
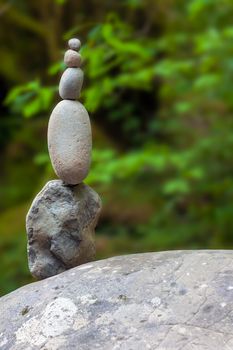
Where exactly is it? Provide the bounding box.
[1,250,233,349]
[48,100,92,185]
[26,180,101,280]
[68,37,81,51]
[64,49,82,67]
[59,68,83,100]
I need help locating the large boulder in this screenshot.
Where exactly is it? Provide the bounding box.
[1,250,233,349]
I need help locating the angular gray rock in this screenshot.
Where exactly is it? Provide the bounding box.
[59,68,83,100]
[1,250,233,349]
[26,180,101,280]
[48,100,92,185]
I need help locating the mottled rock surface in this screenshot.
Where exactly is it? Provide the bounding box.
[48,100,92,185]
[26,180,101,280]
[64,50,82,67]
[1,251,233,349]
[59,68,83,100]
[68,38,81,51]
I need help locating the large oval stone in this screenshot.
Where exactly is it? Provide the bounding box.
[59,68,83,100]
[48,100,92,184]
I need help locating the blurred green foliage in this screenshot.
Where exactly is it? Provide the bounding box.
[1,0,233,295]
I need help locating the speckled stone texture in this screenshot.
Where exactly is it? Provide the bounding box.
[59,67,83,100]
[68,38,81,51]
[64,50,82,67]
[1,251,233,349]
[48,100,92,185]
[26,180,101,280]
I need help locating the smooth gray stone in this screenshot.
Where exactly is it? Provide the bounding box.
[68,38,81,51]
[26,180,101,280]
[64,49,82,68]
[59,68,83,100]
[48,100,92,185]
[1,250,233,349]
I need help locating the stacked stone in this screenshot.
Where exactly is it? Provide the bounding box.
[49,38,90,185]
[26,39,101,280]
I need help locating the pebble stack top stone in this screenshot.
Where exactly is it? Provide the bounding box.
[68,37,81,51]
[48,38,91,185]
[26,38,101,280]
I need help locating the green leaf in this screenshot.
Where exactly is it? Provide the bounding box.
[54,0,66,4]
[163,179,190,195]
[48,61,64,75]
[194,74,220,90]
[23,98,41,118]
[174,102,193,114]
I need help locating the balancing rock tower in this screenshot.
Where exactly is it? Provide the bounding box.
[26,38,102,280]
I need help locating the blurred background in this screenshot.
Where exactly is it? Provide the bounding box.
[1,0,233,296]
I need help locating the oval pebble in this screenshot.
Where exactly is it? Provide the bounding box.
[48,100,92,184]
[68,38,81,51]
[59,68,83,100]
[64,49,82,68]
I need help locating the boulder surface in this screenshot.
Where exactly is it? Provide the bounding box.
[1,250,233,349]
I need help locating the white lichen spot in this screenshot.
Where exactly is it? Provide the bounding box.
[78,264,93,270]
[40,336,66,350]
[102,266,111,270]
[129,326,137,333]
[15,297,77,347]
[73,314,88,330]
[227,286,233,291]
[78,294,97,305]
[186,272,190,276]
[200,284,208,289]
[86,267,105,275]
[0,333,8,347]
[151,297,161,307]
[95,311,112,326]
[16,317,43,346]
[178,327,186,335]
[220,302,227,308]
[202,262,207,265]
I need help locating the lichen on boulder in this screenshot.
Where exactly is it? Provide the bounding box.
[1,251,233,349]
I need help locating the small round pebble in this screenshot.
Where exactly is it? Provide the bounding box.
[68,38,81,51]
[64,50,82,67]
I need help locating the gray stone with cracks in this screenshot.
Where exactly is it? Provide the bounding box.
[26,180,101,280]
[1,250,233,349]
